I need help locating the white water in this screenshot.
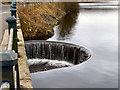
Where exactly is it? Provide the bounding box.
[28,59,73,67]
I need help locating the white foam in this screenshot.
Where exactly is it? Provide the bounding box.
[28,59,74,67]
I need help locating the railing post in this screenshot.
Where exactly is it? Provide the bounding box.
[6,17,18,53]
[10,3,13,9]
[13,2,16,7]
[10,0,16,17]
[10,1,16,9]
[10,5,13,9]
[0,50,18,90]
[10,0,16,9]
[10,9,16,18]
[12,5,16,9]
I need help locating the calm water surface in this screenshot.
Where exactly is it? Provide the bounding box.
[31,3,118,88]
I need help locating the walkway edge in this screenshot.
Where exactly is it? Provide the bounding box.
[17,16,33,88]
[0,29,9,50]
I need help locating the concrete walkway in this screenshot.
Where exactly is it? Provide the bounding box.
[0,3,10,45]
[0,3,33,88]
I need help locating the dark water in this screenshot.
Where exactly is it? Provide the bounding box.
[31,2,118,88]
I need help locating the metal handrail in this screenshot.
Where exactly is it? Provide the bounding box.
[1,1,20,89]
[8,28,13,51]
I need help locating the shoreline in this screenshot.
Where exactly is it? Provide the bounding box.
[17,2,78,41]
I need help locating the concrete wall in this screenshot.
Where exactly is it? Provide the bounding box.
[17,14,33,89]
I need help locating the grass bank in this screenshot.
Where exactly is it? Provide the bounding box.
[1,2,12,5]
[17,2,78,40]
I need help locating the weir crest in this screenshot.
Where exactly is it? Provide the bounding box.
[25,40,91,72]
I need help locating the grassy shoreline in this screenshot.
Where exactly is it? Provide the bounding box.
[1,2,12,5]
[17,2,78,40]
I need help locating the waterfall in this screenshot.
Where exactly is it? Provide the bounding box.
[25,40,91,65]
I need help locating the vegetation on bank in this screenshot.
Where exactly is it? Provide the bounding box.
[17,2,78,40]
[1,2,12,5]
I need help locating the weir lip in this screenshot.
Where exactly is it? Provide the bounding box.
[25,40,91,73]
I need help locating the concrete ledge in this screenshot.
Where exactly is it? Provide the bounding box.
[16,11,33,88]
[0,28,33,88]
[17,28,33,89]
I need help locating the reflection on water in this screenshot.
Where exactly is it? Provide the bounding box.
[32,2,118,88]
[50,3,118,41]
[58,3,79,40]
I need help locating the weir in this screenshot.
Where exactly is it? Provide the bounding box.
[25,40,91,65]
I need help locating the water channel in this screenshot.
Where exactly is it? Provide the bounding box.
[30,2,118,88]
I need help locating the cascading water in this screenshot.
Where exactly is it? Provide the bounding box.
[25,40,91,73]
